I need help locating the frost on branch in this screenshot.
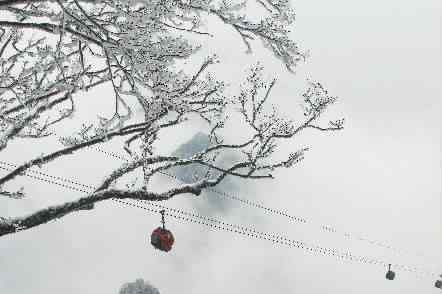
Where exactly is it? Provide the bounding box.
[0,0,344,236]
[0,0,303,150]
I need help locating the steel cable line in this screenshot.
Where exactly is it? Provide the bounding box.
[115,198,436,279]
[0,164,91,194]
[88,147,440,266]
[0,149,438,271]
[0,160,438,279]
[2,137,421,263]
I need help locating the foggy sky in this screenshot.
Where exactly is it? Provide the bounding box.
[0,0,441,294]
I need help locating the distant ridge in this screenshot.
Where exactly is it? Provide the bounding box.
[171,132,211,183]
[170,132,237,215]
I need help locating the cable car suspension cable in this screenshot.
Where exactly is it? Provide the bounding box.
[114,198,436,279]
[0,159,439,279]
[88,148,441,265]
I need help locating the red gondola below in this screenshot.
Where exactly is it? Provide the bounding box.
[150,227,175,252]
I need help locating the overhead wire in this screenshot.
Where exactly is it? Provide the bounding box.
[0,159,438,279]
[2,144,440,270]
[116,198,436,279]
[0,163,91,194]
[89,147,440,266]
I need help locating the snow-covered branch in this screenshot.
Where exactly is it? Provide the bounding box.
[0,163,249,237]
[0,0,344,237]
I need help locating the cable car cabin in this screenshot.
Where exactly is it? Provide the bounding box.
[435,279,442,289]
[385,264,395,280]
[385,270,395,280]
[150,227,175,252]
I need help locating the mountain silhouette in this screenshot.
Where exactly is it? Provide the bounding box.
[170,132,238,215]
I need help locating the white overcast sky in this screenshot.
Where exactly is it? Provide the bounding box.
[0,0,441,293]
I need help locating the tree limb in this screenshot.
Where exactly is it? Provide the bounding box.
[0,181,213,237]
[0,20,102,45]
[0,122,151,186]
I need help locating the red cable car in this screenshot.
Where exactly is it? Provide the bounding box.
[150,210,175,252]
